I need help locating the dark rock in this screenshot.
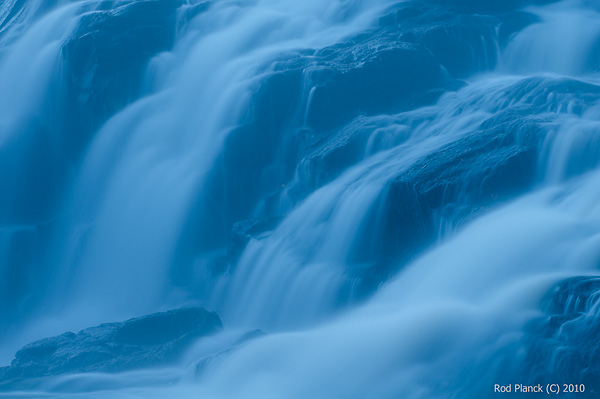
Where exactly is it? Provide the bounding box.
[305,41,445,130]
[166,2,559,302]
[200,0,523,255]
[497,11,540,46]
[295,117,378,192]
[60,0,192,156]
[350,76,600,291]
[379,3,500,78]
[0,308,222,387]
[544,278,600,315]
[517,277,600,396]
[347,110,542,291]
[228,217,283,261]
[0,0,64,42]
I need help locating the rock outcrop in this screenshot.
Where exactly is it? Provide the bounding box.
[520,277,600,395]
[0,308,223,388]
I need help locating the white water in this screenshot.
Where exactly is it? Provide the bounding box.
[1,0,395,361]
[502,0,600,75]
[1,0,600,397]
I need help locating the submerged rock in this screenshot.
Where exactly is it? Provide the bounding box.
[0,308,222,386]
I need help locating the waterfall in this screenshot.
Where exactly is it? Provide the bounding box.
[1,0,600,397]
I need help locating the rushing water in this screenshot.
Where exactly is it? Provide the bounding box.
[1,0,600,397]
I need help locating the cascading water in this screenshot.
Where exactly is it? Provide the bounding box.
[1,0,393,352]
[1,0,600,397]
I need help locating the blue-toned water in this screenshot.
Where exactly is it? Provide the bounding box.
[1,0,600,397]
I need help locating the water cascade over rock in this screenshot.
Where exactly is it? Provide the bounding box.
[1,0,600,397]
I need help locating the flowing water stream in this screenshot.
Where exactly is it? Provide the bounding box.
[1,0,600,397]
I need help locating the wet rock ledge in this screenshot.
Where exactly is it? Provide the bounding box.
[0,308,222,387]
